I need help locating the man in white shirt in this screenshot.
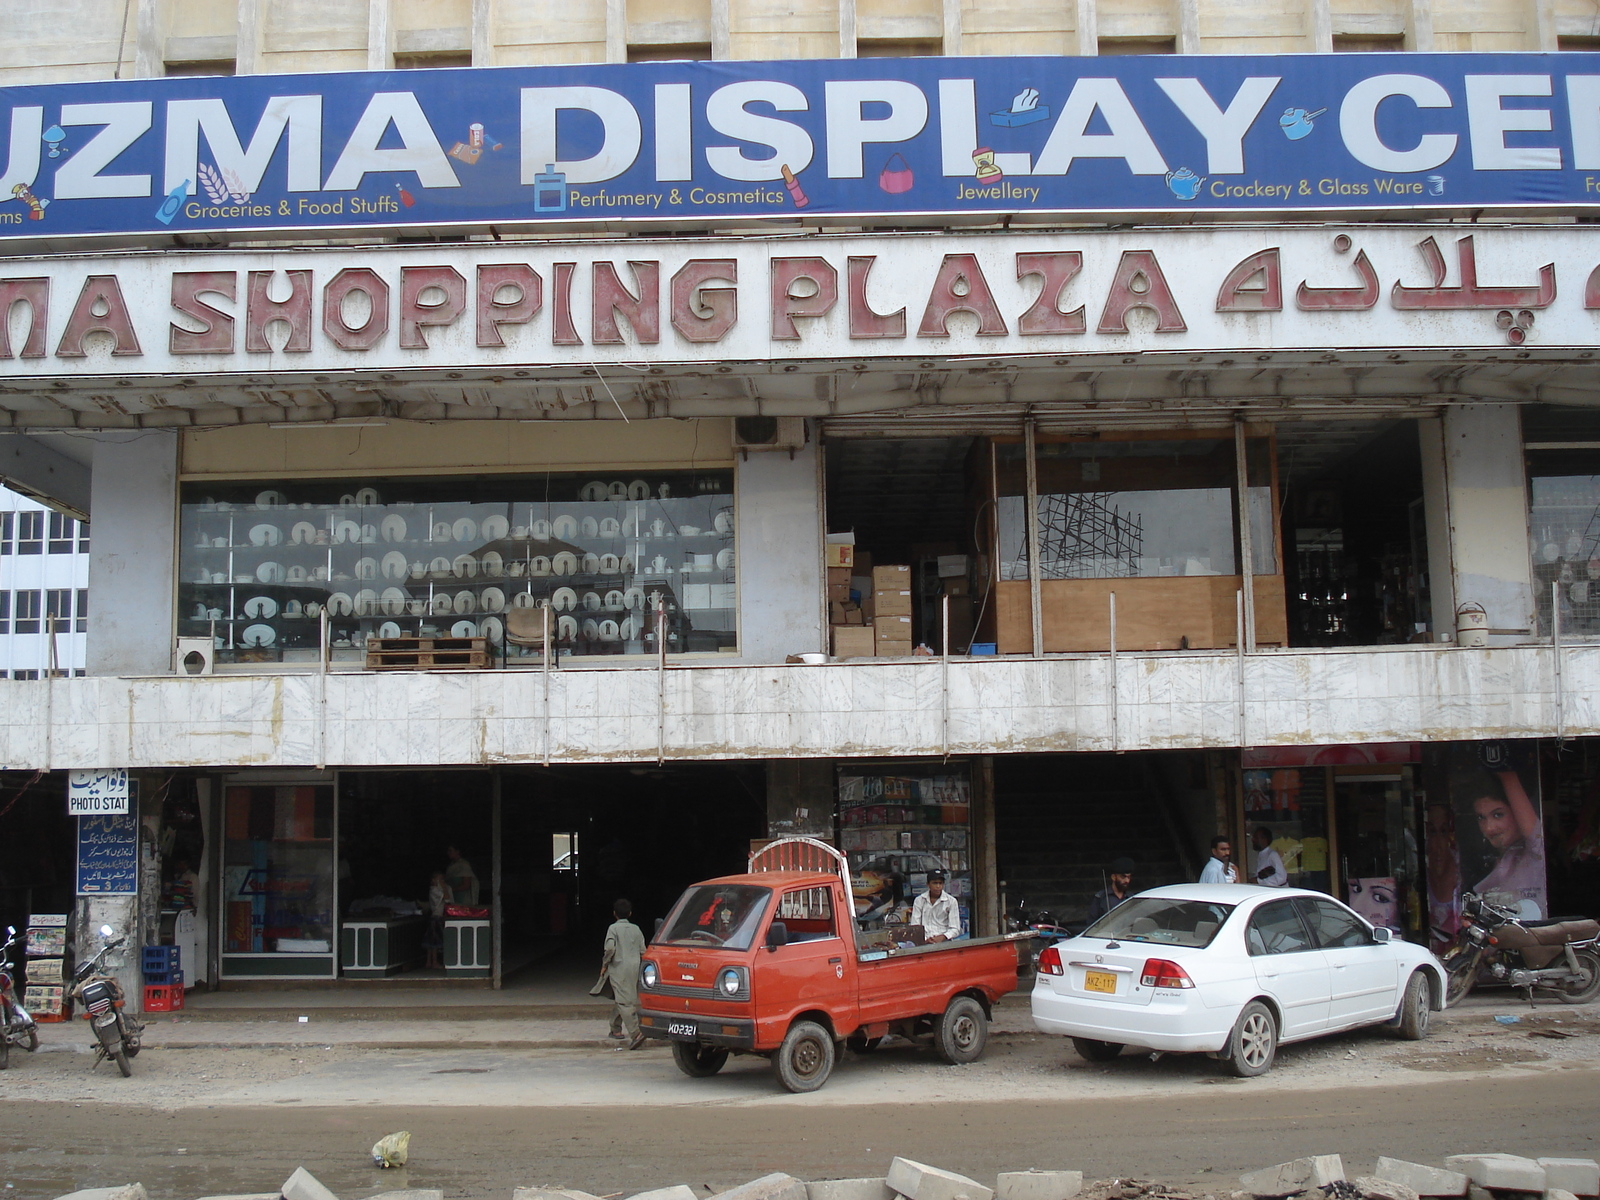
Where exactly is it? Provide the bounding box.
[911,870,962,942]
[1252,826,1287,887]
[1198,836,1240,884]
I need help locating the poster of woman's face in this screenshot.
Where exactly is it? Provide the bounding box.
[1439,741,1546,924]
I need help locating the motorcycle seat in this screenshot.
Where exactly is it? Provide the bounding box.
[1527,919,1600,945]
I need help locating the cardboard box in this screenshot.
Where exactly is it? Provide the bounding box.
[825,542,854,569]
[827,582,851,602]
[827,566,852,585]
[872,564,911,589]
[873,588,913,616]
[832,625,877,658]
[831,601,865,625]
[875,615,913,654]
[854,549,874,573]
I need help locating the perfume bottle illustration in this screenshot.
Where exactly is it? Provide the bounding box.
[534,164,568,213]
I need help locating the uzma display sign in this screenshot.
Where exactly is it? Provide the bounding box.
[3,53,1600,240]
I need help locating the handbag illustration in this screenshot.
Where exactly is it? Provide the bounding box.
[879,153,914,194]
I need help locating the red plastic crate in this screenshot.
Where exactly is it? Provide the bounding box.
[142,984,184,1012]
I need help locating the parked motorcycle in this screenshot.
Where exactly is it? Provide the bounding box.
[1,926,41,1070]
[1443,892,1600,1006]
[68,925,143,1077]
[1005,899,1078,972]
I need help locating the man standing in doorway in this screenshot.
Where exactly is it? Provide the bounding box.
[911,870,962,942]
[597,898,646,1050]
[1253,826,1288,887]
[444,845,479,905]
[1087,857,1136,923]
[1199,835,1239,884]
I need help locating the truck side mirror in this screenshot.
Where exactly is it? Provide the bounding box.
[765,922,788,951]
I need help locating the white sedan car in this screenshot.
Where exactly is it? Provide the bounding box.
[1031,884,1447,1076]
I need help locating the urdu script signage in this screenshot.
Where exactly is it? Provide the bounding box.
[1,227,1598,375]
[3,54,1600,240]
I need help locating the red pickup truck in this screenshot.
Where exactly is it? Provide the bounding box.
[637,838,1026,1091]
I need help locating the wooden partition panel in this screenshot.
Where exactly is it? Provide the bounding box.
[996,575,1286,653]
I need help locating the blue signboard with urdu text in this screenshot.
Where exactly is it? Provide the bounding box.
[76,811,138,896]
[2,53,1599,241]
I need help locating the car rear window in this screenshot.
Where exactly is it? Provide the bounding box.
[1083,897,1235,948]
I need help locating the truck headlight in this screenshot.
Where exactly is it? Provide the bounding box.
[719,967,742,996]
[641,961,658,989]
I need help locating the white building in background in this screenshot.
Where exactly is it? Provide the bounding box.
[0,486,89,680]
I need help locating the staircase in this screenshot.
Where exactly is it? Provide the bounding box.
[995,755,1193,926]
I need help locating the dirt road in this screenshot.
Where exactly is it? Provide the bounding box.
[3,1003,1598,1200]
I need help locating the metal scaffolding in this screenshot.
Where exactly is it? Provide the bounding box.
[1034,492,1144,579]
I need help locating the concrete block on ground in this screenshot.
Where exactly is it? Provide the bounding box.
[888,1158,995,1200]
[1547,1189,1581,1200]
[1240,1157,1346,1197]
[515,1191,604,1200]
[280,1167,341,1200]
[996,1170,1085,1200]
[717,1175,808,1200]
[1538,1161,1600,1196]
[807,1180,894,1200]
[55,1188,149,1200]
[1373,1160,1469,1197]
[629,1187,699,1200]
[369,1192,444,1200]
[1354,1176,1420,1200]
[1444,1156,1547,1193]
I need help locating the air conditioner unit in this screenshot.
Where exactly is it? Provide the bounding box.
[732,416,807,457]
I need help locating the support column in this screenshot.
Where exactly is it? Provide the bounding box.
[736,437,825,662]
[134,0,163,77]
[1417,416,1457,640]
[367,0,394,69]
[1177,0,1201,52]
[87,432,179,677]
[943,0,963,55]
[712,0,732,59]
[236,0,265,73]
[838,0,856,56]
[472,0,495,66]
[1442,405,1536,644]
[972,756,998,937]
[1308,0,1332,50]
[1075,0,1098,55]
[605,0,627,62]
[1405,0,1435,50]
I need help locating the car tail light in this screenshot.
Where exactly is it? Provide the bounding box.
[1037,946,1064,976]
[1140,958,1194,989]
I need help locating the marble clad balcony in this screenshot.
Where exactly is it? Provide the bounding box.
[0,643,1591,771]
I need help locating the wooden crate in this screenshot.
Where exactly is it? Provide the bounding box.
[364,637,491,671]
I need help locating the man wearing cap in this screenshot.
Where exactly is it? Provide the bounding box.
[910,870,962,942]
[1087,857,1136,924]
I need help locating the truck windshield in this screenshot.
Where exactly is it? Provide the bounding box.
[657,885,773,951]
[1084,897,1236,948]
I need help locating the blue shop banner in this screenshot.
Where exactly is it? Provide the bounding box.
[3,53,1599,241]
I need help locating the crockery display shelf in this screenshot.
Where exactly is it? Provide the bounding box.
[364,636,491,671]
[178,480,738,663]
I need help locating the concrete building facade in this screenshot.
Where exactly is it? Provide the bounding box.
[2,0,1599,1002]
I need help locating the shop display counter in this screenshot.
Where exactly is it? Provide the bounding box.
[443,918,491,977]
[340,916,425,977]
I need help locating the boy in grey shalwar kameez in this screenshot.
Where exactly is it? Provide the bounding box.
[598,898,646,1050]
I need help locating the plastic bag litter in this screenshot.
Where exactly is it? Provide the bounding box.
[372,1131,411,1168]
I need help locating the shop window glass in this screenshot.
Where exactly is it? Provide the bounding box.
[994,443,1030,581]
[222,785,335,956]
[48,512,74,554]
[1246,898,1316,955]
[16,511,42,555]
[1035,440,1237,579]
[1243,765,1331,893]
[838,763,972,937]
[1527,451,1600,636]
[178,471,736,666]
[14,590,41,634]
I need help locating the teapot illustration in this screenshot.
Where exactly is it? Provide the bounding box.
[1278,106,1327,141]
[1165,167,1204,201]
